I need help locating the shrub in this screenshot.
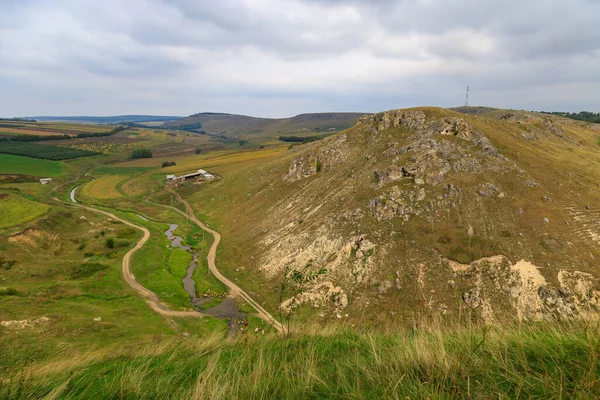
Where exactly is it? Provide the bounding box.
[130,149,152,159]
[116,228,137,238]
[105,238,115,249]
[195,147,202,154]
[161,161,176,168]
[70,262,109,279]
[0,287,18,296]
[0,257,15,270]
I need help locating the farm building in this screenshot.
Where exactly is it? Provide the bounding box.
[169,169,216,182]
[39,178,52,184]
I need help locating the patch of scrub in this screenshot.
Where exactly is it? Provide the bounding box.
[0,193,50,229]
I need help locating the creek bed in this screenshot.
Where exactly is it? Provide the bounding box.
[164,224,247,334]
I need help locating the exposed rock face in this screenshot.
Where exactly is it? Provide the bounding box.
[0,316,51,330]
[254,108,600,324]
[280,281,348,312]
[284,134,348,182]
[447,256,600,322]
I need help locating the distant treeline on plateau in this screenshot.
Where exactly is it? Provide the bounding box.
[278,134,329,143]
[2,126,128,142]
[540,111,600,123]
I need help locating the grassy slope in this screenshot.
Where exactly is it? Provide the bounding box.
[0,193,49,229]
[168,107,600,325]
[0,154,64,177]
[2,322,598,399]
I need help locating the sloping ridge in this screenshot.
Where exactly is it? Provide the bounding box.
[163,111,366,137]
[190,106,600,326]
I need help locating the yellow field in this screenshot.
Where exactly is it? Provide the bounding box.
[0,193,50,229]
[0,121,110,137]
[120,172,154,197]
[118,147,286,176]
[0,127,70,136]
[81,175,129,199]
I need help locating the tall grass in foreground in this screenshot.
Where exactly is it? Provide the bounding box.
[2,322,599,399]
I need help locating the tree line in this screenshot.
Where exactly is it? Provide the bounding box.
[540,111,600,123]
[2,126,128,142]
[278,134,328,143]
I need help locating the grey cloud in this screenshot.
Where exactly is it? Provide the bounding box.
[0,0,599,117]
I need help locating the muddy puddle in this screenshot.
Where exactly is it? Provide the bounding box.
[164,224,247,334]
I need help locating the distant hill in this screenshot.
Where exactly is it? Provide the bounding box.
[25,115,182,124]
[452,107,600,124]
[162,112,367,141]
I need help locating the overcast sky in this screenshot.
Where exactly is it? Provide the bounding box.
[1,0,599,117]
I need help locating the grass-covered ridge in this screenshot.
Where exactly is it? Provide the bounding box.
[2,322,598,399]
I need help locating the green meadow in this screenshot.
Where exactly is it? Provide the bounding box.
[0,154,64,177]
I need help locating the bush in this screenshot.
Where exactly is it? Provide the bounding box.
[70,262,109,279]
[0,257,15,270]
[161,161,176,167]
[105,238,115,249]
[130,149,152,159]
[0,287,18,296]
[195,147,202,154]
[116,228,137,238]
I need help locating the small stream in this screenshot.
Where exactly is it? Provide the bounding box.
[164,224,246,334]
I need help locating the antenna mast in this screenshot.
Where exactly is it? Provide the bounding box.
[464,85,469,107]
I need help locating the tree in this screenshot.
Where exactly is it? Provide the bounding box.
[105,238,115,249]
[195,147,202,154]
[130,148,152,159]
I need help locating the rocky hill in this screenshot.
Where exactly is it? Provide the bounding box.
[184,107,600,326]
[162,112,366,141]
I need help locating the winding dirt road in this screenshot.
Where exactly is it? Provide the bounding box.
[68,185,283,333]
[69,187,202,321]
[164,187,284,332]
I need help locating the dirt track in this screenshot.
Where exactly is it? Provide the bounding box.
[68,184,283,333]
[164,187,284,332]
[69,188,203,322]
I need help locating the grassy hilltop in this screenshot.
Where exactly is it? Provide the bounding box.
[1,109,600,398]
